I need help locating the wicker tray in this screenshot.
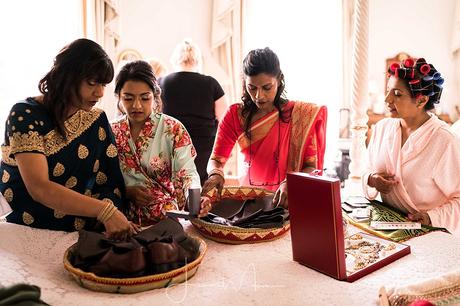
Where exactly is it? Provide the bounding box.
[63,235,207,293]
[191,186,290,244]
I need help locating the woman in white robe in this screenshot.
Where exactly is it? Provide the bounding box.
[363,58,460,234]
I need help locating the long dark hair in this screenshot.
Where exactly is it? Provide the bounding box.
[114,60,162,114]
[241,47,288,138]
[38,38,114,138]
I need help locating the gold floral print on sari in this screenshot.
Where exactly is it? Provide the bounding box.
[65,176,78,189]
[98,126,106,141]
[44,109,102,156]
[54,210,66,218]
[53,163,65,177]
[2,170,10,183]
[106,144,118,158]
[74,218,85,230]
[3,188,13,202]
[78,144,89,159]
[22,212,34,225]
[96,172,107,185]
[9,131,45,155]
[0,146,16,166]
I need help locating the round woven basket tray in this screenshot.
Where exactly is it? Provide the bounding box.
[191,186,290,244]
[63,235,207,294]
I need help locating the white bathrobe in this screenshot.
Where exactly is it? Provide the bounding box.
[363,114,460,234]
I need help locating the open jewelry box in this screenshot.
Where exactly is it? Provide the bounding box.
[287,172,411,282]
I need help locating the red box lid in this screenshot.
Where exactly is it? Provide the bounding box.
[287,172,346,279]
[287,172,411,282]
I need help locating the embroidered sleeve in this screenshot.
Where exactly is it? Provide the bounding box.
[6,103,46,156]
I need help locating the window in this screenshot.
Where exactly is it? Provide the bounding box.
[243,0,343,168]
[0,0,83,138]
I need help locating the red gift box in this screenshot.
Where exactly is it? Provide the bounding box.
[287,172,410,282]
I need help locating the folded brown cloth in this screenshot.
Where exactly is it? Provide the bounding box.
[203,196,289,228]
[0,283,49,306]
[70,218,199,278]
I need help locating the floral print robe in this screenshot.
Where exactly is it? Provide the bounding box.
[111,113,200,225]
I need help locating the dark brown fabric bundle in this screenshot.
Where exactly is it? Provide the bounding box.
[70,218,199,278]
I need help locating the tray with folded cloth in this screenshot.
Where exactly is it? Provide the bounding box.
[191,186,290,244]
[344,200,447,242]
[63,218,207,293]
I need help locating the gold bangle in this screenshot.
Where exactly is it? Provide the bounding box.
[208,168,224,179]
[97,199,117,223]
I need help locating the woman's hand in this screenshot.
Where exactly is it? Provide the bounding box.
[202,174,225,201]
[126,186,152,207]
[103,209,134,240]
[408,212,432,226]
[273,181,288,208]
[197,196,213,217]
[368,172,398,194]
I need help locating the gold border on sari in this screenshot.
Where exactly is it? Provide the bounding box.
[288,101,321,172]
[237,110,279,151]
[44,109,102,156]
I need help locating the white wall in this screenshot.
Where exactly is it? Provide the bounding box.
[369,0,457,117]
[0,0,83,138]
[118,0,214,76]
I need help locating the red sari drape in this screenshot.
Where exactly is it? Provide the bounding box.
[211,101,327,191]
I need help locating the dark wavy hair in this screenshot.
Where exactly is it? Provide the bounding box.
[38,38,114,138]
[114,60,162,114]
[387,57,443,110]
[241,47,288,137]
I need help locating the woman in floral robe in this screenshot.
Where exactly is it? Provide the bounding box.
[111,61,211,226]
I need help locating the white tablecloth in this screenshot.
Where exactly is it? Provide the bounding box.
[0,221,459,306]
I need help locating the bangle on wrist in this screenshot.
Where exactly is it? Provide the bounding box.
[97,199,117,223]
[280,179,287,185]
[208,168,224,179]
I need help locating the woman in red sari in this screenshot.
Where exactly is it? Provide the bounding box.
[202,47,327,207]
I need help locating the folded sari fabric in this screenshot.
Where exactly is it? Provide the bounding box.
[380,269,460,305]
[71,218,199,278]
[203,195,289,229]
[346,201,447,242]
[0,283,49,306]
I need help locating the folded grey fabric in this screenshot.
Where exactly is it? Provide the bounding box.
[204,196,289,228]
[0,283,49,306]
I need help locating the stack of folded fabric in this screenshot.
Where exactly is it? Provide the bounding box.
[203,195,289,229]
[70,218,199,278]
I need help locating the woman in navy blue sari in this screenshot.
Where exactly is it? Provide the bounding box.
[0,39,136,239]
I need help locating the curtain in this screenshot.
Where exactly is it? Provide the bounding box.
[211,0,242,106]
[82,0,120,120]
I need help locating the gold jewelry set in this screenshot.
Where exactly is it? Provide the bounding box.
[345,233,397,272]
[97,200,117,223]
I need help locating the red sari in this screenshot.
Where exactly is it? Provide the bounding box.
[211,101,327,191]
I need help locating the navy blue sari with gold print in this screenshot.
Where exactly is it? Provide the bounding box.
[0,98,126,231]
